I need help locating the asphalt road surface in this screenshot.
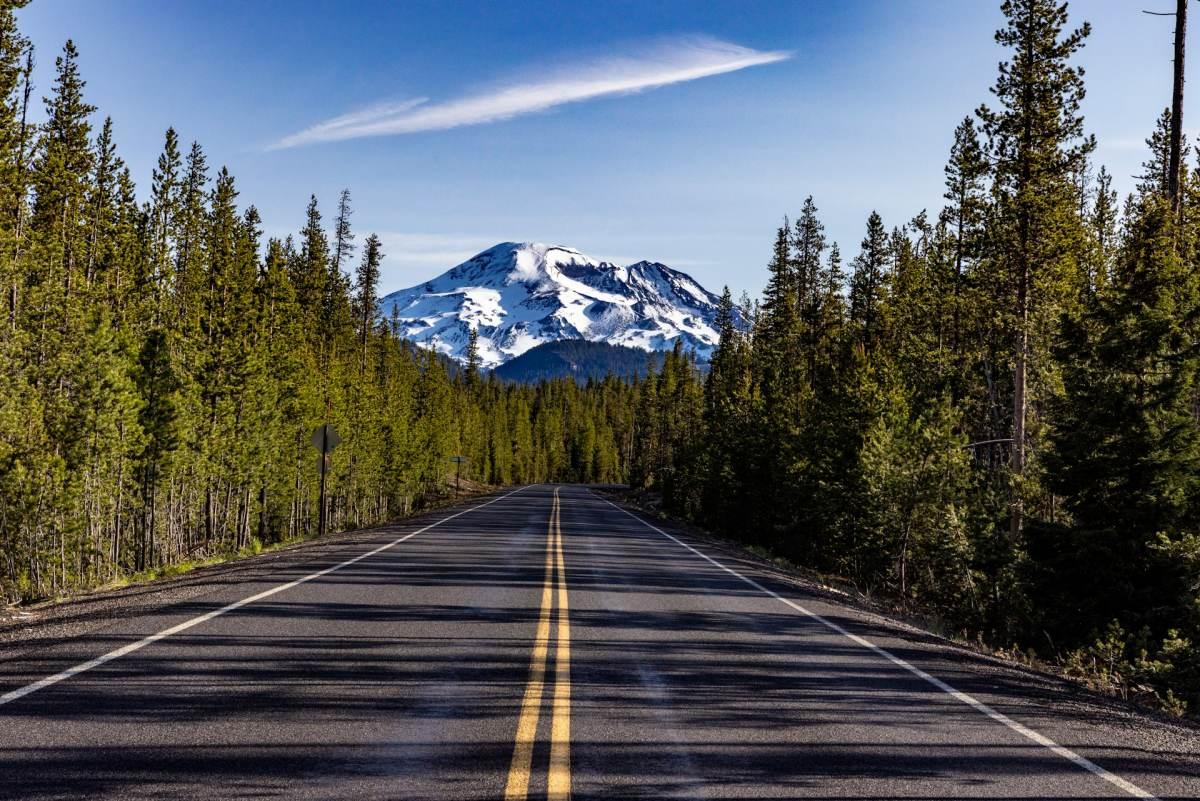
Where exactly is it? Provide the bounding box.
[0,484,1197,799]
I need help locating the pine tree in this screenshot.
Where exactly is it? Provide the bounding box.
[849,211,889,349]
[751,220,806,536]
[105,163,144,322]
[291,195,329,330]
[11,41,32,251]
[27,39,94,404]
[196,167,250,548]
[65,310,140,581]
[978,0,1094,538]
[148,127,180,311]
[134,327,178,570]
[1088,165,1118,294]
[0,2,29,194]
[0,2,29,320]
[941,116,989,355]
[83,117,123,288]
[888,217,950,401]
[464,327,480,389]
[702,286,749,531]
[173,141,208,329]
[31,40,94,270]
[1138,109,1183,201]
[354,232,381,368]
[755,221,799,387]
[854,362,972,602]
[792,196,826,362]
[1045,197,1200,646]
[819,242,846,338]
[332,188,355,273]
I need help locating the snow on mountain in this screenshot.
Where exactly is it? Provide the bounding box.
[379,242,741,368]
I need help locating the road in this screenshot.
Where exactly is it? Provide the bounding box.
[0,484,1196,799]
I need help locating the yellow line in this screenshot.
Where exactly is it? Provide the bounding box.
[548,488,572,800]
[503,490,558,800]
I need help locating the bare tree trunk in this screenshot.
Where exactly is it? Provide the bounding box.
[204,485,214,549]
[11,48,31,332]
[223,483,235,547]
[1010,272,1029,541]
[1170,0,1188,212]
[114,446,125,576]
[1010,5,1035,542]
[258,485,267,544]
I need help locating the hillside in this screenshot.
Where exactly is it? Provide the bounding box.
[492,340,666,382]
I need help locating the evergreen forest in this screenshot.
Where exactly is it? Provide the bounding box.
[3,0,1200,714]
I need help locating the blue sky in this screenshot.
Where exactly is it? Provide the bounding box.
[18,1,1188,298]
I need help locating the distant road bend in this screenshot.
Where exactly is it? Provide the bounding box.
[0,485,1196,799]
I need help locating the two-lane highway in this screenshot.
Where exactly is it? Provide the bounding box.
[0,485,1196,799]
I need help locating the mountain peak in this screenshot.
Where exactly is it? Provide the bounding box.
[380,242,739,368]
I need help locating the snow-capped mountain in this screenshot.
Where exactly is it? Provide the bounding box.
[379,242,738,368]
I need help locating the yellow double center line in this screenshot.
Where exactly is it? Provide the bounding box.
[505,487,572,800]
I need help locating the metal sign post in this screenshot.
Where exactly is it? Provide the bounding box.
[450,455,465,497]
[312,424,341,537]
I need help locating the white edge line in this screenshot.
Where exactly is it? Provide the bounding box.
[0,485,533,708]
[591,491,1159,801]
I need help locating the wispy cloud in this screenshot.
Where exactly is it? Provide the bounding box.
[270,36,789,149]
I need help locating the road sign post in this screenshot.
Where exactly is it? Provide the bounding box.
[312,424,341,537]
[450,455,465,497]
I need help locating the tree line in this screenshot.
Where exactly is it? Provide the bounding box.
[5,0,1200,717]
[0,2,635,602]
[633,0,1200,715]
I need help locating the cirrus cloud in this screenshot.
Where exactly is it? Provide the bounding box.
[269,36,789,150]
